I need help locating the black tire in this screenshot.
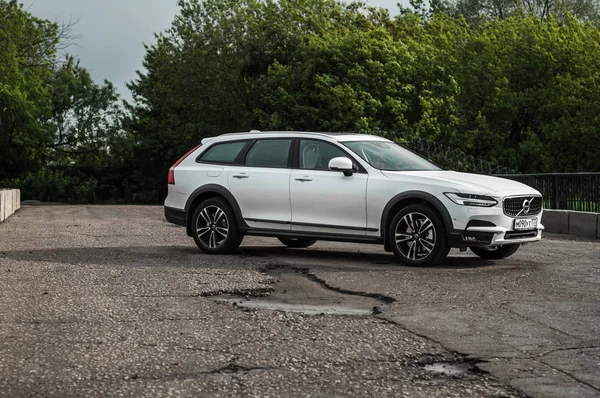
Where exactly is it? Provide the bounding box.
[192,198,243,254]
[388,204,449,266]
[278,238,317,248]
[470,244,520,259]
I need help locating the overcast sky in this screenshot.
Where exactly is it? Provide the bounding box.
[22,0,405,102]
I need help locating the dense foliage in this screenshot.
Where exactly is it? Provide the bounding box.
[0,0,126,202]
[1,0,599,203]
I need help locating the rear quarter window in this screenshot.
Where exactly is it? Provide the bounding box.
[197,141,248,164]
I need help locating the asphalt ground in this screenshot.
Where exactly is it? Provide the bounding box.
[0,205,598,397]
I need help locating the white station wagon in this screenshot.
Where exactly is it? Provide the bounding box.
[165,131,543,266]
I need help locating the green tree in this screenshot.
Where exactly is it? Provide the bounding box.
[127,0,367,202]
[127,0,600,203]
[48,57,122,159]
[253,16,416,132]
[451,14,600,172]
[0,0,57,183]
[0,0,126,203]
[442,0,600,25]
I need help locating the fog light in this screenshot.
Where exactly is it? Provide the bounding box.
[462,232,494,245]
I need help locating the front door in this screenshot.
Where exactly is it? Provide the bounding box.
[228,138,293,230]
[290,139,368,235]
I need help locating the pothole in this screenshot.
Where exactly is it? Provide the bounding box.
[424,362,476,376]
[211,267,388,316]
[215,299,374,316]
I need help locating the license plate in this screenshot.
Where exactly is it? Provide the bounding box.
[514,218,537,231]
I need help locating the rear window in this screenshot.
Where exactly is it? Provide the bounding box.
[198,141,248,164]
[244,139,292,168]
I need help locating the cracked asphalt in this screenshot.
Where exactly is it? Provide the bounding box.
[0,205,598,397]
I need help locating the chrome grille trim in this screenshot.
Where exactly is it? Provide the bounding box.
[503,196,542,217]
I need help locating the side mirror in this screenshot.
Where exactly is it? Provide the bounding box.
[328,157,354,176]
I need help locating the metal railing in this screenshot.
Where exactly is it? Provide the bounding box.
[496,173,600,213]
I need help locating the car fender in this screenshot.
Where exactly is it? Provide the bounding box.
[380,191,454,243]
[185,184,248,235]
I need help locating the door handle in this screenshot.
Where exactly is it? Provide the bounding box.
[295,177,313,182]
[232,174,249,179]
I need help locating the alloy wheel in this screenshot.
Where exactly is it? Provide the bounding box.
[196,205,229,249]
[394,212,436,261]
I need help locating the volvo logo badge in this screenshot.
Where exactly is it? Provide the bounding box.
[522,199,531,215]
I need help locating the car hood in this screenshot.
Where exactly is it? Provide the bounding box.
[381,170,540,196]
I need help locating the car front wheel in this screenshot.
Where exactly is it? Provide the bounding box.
[389,204,449,266]
[192,198,242,254]
[470,244,520,259]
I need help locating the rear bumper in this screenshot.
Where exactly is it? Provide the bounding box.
[164,206,186,227]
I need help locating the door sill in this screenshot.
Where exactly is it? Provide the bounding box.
[244,228,383,244]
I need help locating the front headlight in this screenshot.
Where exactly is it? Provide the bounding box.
[444,193,497,207]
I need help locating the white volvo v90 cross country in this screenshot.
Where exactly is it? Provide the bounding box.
[164,131,543,266]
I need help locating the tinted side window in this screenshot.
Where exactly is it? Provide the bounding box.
[245,139,292,168]
[299,140,348,171]
[198,141,247,164]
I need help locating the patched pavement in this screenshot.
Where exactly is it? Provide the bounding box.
[0,205,598,397]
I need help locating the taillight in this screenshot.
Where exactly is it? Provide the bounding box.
[168,144,201,185]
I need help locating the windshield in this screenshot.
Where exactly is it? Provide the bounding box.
[343,141,441,171]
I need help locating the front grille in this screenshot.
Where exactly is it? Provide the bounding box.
[503,196,542,217]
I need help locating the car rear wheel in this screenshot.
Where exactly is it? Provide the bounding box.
[192,198,242,254]
[278,238,317,248]
[470,244,520,259]
[388,204,449,266]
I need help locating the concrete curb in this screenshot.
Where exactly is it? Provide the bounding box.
[543,209,599,239]
[0,189,21,223]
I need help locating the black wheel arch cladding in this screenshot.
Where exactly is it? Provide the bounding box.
[381,191,454,246]
[185,184,247,236]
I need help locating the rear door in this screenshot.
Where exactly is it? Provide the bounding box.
[228,138,293,230]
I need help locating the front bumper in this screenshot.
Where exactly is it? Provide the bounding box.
[442,196,544,247]
[462,225,543,246]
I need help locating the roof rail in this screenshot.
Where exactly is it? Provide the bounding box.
[214,130,372,139]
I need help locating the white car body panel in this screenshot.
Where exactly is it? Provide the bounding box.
[228,166,292,230]
[290,169,368,235]
[381,170,539,196]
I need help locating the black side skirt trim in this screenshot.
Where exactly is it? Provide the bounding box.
[245,218,379,232]
[245,218,290,225]
[245,229,383,244]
